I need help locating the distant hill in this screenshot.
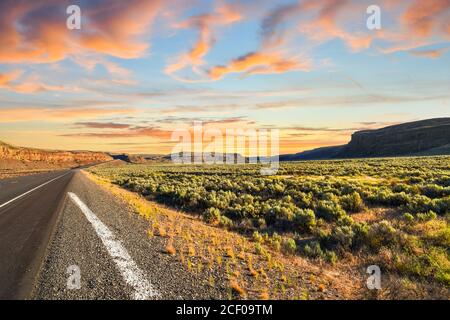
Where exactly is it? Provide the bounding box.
[279,118,450,161]
[0,141,112,170]
[278,145,346,161]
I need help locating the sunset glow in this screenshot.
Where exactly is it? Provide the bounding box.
[0,0,449,154]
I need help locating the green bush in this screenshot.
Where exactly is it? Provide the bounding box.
[340,192,365,213]
[366,220,397,250]
[303,241,324,258]
[325,250,337,265]
[293,208,316,232]
[326,225,355,251]
[252,231,263,243]
[416,210,437,221]
[403,212,415,223]
[268,232,282,251]
[219,215,233,228]
[282,238,297,255]
[420,184,444,198]
[431,197,450,215]
[202,207,221,224]
[315,200,346,221]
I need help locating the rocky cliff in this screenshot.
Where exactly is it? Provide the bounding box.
[338,118,450,157]
[0,141,112,167]
[278,118,450,161]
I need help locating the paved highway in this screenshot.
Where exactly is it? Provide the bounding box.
[0,170,74,299]
[0,169,224,300]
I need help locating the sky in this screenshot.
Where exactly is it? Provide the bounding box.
[0,0,449,155]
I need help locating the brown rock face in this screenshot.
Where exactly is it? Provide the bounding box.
[340,118,450,157]
[0,141,112,167]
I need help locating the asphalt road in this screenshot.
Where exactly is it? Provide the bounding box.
[0,170,74,299]
[0,169,224,300]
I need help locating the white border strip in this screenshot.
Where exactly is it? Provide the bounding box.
[68,192,159,300]
[0,172,71,209]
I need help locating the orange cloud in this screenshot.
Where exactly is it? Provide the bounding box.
[208,51,309,80]
[0,70,75,93]
[297,0,373,52]
[165,1,242,82]
[80,0,162,59]
[376,0,449,54]
[0,107,135,122]
[409,47,449,58]
[0,70,21,86]
[401,0,450,37]
[0,0,162,64]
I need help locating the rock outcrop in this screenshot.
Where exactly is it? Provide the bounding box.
[338,118,450,157]
[278,118,450,161]
[0,141,112,167]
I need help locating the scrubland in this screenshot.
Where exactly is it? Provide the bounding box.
[87,156,450,299]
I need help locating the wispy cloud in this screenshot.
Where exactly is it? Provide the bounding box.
[208,51,310,80]
[165,1,243,82]
[61,126,173,139]
[253,93,450,110]
[409,47,449,58]
[0,70,68,93]
[401,0,449,38]
[0,107,135,122]
[73,122,132,129]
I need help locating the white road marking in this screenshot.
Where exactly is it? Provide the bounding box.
[68,192,159,300]
[0,172,71,209]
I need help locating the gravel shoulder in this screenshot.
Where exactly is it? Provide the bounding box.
[33,170,225,299]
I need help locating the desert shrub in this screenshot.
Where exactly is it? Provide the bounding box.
[282,238,297,255]
[350,222,369,249]
[219,215,233,228]
[292,191,313,208]
[269,233,282,251]
[325,250,337,265]
[431,197,450,215]
[367,189,410,206]
[432,226,450,247]
[416,210,437,222]
[254,243,269,257]
[392,183,411,193]
[403,212,415,223]
[408,176,425,184]
[252,231,263,243]
[315,200,346,221]
[325,225,355,252]
[396,248,450,285]
[203,207,221,224]
[336,214,354,227]
[366,220,398,250]
[420,184,444,198]
[340,192,365,213]
[303,241,324,258]
[389,192,411,206]
[293,208,316,232]
[405,195,432,213]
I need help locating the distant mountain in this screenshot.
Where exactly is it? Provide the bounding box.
[0,141,112,169]
[278,145,346,161]
[279,118,450,161]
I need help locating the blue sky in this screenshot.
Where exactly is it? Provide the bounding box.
[0,0,449,154]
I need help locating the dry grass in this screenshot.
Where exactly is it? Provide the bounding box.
[165,238,176,256]
[230,279,246,298]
